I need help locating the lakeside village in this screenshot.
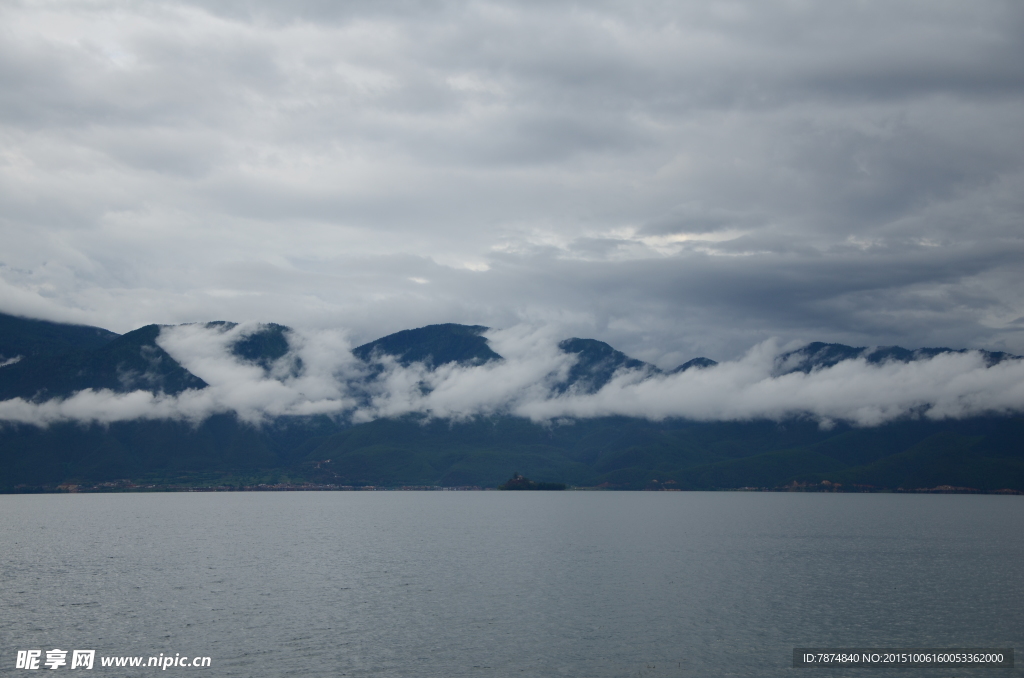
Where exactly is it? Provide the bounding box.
[25,477,1022,494]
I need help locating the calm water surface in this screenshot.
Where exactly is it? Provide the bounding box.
[1,492,1021,677]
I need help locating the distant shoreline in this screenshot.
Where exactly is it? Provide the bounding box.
[4,483,1021,495]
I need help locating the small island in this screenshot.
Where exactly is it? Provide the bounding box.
[497,473,566,491]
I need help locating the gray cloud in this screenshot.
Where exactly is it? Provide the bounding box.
[0,0,1022,364]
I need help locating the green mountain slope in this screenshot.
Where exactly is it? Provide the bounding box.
[5,414,1022,492]
[777,341,1016,374]
[0,312,118,361]
[2,314,1023,492]
[206,321,293,370]
[0,325,206,401]
[557,338,653,392]
[828,427,1024,491]
[353,324,500,367]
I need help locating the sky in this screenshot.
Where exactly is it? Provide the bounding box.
[1,0,1023,367]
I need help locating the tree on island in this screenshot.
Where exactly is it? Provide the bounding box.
[497,472,566,491]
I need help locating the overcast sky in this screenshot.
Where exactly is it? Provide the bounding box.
[1,0,1022,365]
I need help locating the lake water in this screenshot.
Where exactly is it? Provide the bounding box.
[1,492,1021,677]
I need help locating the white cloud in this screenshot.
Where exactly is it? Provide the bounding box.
[513,343,1024,426]
[1,325,1022,428]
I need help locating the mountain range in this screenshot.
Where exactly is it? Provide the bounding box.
[0,311,1021,492]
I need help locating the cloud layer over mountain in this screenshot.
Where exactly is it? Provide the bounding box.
[1,1,1023,364]
[1,324,1021,429]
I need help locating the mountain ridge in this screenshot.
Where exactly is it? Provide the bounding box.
[1,312,1022,493]
[775,341,1015,375]
[0,323,207,401]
